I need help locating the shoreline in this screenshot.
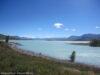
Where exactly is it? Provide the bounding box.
[9,42,100,71]
[69,43,89,46]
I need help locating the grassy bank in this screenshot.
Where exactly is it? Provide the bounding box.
[0,42,100,75]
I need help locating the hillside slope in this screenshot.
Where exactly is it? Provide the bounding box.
[0,34,33,40]
[0,42,100,75]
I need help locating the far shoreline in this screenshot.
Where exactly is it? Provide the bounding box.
[69,43,89,46]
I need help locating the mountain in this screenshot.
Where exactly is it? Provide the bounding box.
[66,36,79,40]
[30,34,100,41]
[43,38,68,41]
[0,34,34,40]
[67,34,100,41]
[40,34,100,41]
[1,33,100,41]
[13,36,34,40]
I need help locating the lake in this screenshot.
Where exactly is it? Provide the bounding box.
[11,40,100,67]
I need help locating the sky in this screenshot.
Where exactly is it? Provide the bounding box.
[0,0,100,38]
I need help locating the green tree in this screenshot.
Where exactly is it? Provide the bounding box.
[70,51,76,62]
[5,36,9,43]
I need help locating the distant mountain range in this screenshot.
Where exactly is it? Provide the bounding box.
[0,33,100,41]
[67,34,100,41]
[41,34,100,41]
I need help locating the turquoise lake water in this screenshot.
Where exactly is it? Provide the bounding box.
[11,40,100,67]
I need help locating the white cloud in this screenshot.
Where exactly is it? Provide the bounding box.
[65,28,77,31]
[64,28,69,31]
[54,23,63,28]
[96,26,100,29]
[71,29,76,31]
[19,35,36,38]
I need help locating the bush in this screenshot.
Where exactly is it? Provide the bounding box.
[5,36,9,43]
[70,51,76,62]
[90,39,100,47]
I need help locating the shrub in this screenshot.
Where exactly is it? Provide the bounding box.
[70,51,76,62]
[5,36,9,43]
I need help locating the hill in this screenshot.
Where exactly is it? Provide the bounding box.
[0,34,18,40]
[0,34,33,40]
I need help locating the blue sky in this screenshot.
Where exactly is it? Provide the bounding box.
[0,0,100,38]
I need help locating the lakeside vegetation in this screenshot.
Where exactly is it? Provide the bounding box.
[69,40,100,47]
[90,39,100,47]
[0,41,100,75]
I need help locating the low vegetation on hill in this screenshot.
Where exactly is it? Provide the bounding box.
[0,34,15,40]
[0,41,100,75]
